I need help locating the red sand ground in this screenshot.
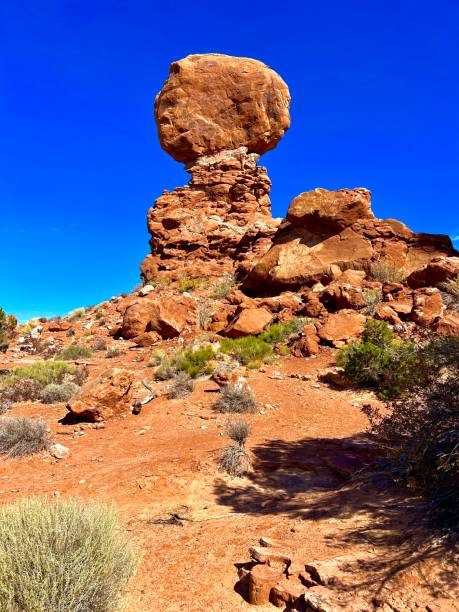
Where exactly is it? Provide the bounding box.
[1,349,457,611]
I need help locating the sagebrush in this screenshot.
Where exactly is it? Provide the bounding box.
[0,497,137,611]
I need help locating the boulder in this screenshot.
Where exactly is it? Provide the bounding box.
[270,580,305,608]
[406,257,459,289]
[121,296,194,340]
[318,311,365,345]
[432,310,459,336]
[287,188,373,232]
[412,288,443,326]
[375,303,401,325]
[155,54,290,163]
[223,307,273,337]
[67,369,135,422]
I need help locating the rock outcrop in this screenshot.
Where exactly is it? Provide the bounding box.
[155,54,290,163]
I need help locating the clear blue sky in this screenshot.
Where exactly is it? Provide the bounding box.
[1,1,458,321]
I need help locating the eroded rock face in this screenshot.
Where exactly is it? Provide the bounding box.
[287,188,374,232]
[155,54,290,163]
[141,148,281,282]
[243,189,457,293]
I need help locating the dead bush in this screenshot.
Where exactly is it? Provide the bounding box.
[0,417,50,458]
[214,384,256,414]
[225,419,251,445]
[219,444,252,477]
[168,373,194,399]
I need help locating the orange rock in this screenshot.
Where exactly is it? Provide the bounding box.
[121,296,194,340]
[318,311,365,345]
[67,368,134,422]
[432,309,459,336]
[287,188,373,232]
[155,54,290,163]
[224,307,273,338]
[248,564,283,606]
[407,257,459,289]
[412,288,443,327]
[375,304,401,325]
[270,579,305,608]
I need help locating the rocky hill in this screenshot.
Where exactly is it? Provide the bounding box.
[1,54,458,611]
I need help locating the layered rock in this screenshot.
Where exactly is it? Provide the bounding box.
[141,148,281,282]
[243,188,456,293]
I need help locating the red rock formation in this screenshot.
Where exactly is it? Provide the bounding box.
[155,54,290,163]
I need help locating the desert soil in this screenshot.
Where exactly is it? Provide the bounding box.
[1,348,457,611]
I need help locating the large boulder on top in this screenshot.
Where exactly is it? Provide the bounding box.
[223,307,273,338]
[287,188,374,232]
[406,257,459,289]
[121,296,195,340]
[155,54,291,163]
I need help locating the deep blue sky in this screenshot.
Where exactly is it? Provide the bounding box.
[1,1,458,321]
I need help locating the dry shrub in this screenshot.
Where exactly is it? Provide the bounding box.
[168,373,194,399]
[0,417,50,458]
[0,378,43,403]
[93,339,108,351]
[225,419,251,445]
[368,258,405,283]
[439,277,459,311]
[219,444,252,477]
[0,497,137,611]
[106,346,121,359]
[214,384,256,414]
[40,382,79,404]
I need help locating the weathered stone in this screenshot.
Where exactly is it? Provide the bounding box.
[249,545,292,568]
[49,444,70,459]
[67,369,134,422]
[406,257,459,289]
[287,188,373,232]
[248,564,283,605]
[155,54,290,163]
[375,304,401,325]
[412,288,443,327]
[318,311,365,345]
[432,310,459,336]
[224,307,273,338]
[270,579,305,608]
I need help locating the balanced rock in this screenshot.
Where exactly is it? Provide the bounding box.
[155,54,290,163]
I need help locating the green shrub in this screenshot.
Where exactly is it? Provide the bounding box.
[178,276,207,293]
[40,382,79,404]
[365,337,459,527]
[259,318,307,345]
[57,345,93,361]
[0,497,137,611]
[220,336,272,367]
[0,418,50,458]
[211,275,236,299]
[155,346,214,380]
[214,384,257,414]
[336,320,418,399]
[0,308,17,353]
[14,362,75,386]
[362,289,383,316]
[367,258,405,283]
[174,346,214,378]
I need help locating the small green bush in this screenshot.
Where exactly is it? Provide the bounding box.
[214,384,257,414]
[174,346,214,378]
[40,382,79,404]
[259,318,307,345]
[211,275,236,299]
[155,346,214,380]
[0,417,50,458]
[0,497,137,611]
[0,308,17,353]
[336,320,418,400]
[57,345,93,361]
[14,362,75,386]
[178,276,207,293]
[220,336,272,367]
[362,289,383,316]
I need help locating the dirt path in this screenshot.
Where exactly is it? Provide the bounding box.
[1,350,457,611]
